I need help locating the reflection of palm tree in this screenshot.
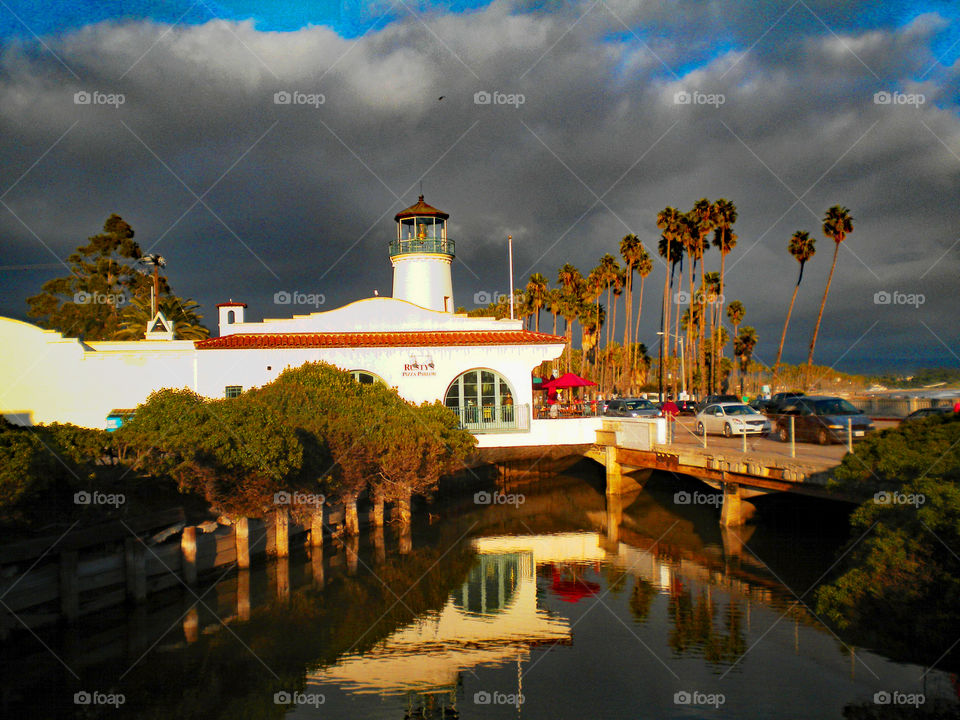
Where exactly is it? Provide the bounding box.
[668,587,746,665]
[629,577,657,622]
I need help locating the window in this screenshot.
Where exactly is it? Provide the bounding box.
[349,370,385,385]
[225,385,243,398]
[445,369,516,425]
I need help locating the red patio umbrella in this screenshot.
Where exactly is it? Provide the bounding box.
[541,372,597,390]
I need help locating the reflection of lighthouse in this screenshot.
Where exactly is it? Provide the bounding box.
[390,195,455,312]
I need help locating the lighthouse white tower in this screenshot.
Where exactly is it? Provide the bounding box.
[390,196,454,312]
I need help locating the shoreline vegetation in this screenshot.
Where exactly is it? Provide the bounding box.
[817,412,960,670]
[0,362,475,534]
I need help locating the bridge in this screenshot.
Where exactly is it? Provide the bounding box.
[582,417,898,526]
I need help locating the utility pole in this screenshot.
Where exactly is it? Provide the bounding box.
[508,235,514,321]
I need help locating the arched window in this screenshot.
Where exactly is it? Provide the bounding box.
[445,368,516,429]
[349,370,386,385]
[226,310,235,324]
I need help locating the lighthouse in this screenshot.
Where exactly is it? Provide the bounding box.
[390,195,455,312]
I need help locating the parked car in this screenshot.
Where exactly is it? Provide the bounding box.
[695,403,771,437]
[748,397,769,413]
[773,396,875,445]
[605,398,663,418]
[695,394,740,414]
[765,391,806,414]
[903,406,954,422]
[675,400,698,415]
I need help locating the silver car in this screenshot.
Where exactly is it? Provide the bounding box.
[695,402,770,437]
[604,398,663,418]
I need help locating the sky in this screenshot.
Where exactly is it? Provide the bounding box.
[0,0,958,374]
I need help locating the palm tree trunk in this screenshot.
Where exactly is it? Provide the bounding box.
[775,281,801,379]
[622,268,632,389]
[632,275,645,390]
[662,257,672,397]
[806,242,840,387]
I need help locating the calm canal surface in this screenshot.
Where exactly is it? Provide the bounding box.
[3,465,957,719]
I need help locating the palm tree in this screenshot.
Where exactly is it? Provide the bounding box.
[689,199,714,398]
[526,273,549,332]
[596,254,621,388]
[620,234,643,381]
[774,231,817,378]
[734,326,758,399]
[546,287,562,336]
[704,271,721,392]
[631,245,653,392]
[558,264,584,372]
[115,294,210,340]
[585,267,605,377]
[657,207,682,395]
[711,199,737,389]
[807,206,854,385]
[609,268,625,391]
[726,300,745,394]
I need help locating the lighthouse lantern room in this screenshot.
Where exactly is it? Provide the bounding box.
[390,195,455,312]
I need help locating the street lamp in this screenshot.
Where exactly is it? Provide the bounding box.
[138,254,166,317]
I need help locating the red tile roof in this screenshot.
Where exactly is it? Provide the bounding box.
[194,330,565,350]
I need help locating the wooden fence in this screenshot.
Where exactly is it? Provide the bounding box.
[0,502,381,637]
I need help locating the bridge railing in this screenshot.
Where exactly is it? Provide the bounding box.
[849,396,950,418]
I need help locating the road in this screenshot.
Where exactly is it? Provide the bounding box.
[665,417,900,466]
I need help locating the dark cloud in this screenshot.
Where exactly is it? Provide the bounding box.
[0,2,957,373]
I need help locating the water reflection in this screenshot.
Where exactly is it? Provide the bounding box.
[1,468,956,719]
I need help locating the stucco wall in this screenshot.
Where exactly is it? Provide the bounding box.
[1,315,563,430]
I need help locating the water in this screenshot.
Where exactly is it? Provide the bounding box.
[2,465,958,718]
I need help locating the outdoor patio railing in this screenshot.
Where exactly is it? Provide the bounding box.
[449,403,530,433]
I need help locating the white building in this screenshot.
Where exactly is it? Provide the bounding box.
[0,196,567,437]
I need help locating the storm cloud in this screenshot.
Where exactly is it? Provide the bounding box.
[0,0,958,372]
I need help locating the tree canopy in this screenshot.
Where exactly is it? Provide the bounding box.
[26,214,208,340]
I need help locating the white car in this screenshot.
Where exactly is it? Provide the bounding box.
[695,402,771,437]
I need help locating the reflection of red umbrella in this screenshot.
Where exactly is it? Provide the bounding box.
[541,372,597,390]
[549,565,601,603]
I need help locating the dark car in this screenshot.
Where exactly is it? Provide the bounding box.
[903,406,954,422]
[766,391,806,414]
[657,399,697,415]
[604,398,663,418]
[774,396,875,445]
[695,394,740,413]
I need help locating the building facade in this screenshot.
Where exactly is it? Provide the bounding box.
[0,197,565,432]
